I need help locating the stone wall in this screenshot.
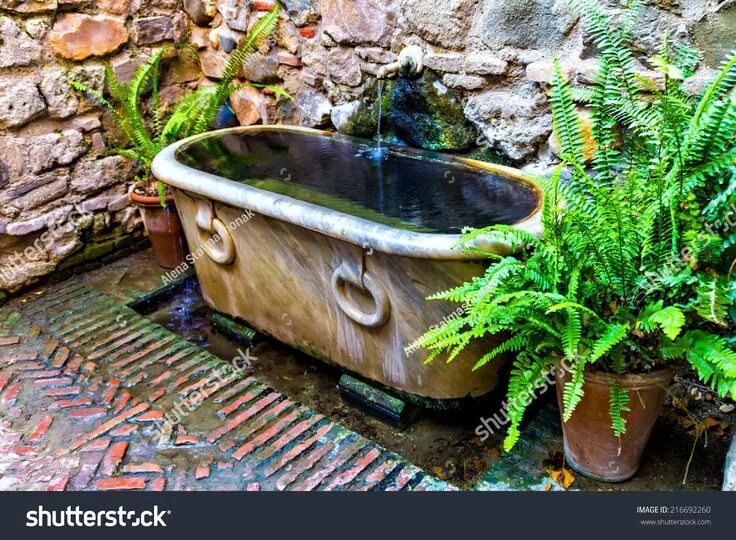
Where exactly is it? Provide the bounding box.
[0,0,194,294]
[2,0,735,294]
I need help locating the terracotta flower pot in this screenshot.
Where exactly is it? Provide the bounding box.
[555,365,673,482]
[130,190,188,269]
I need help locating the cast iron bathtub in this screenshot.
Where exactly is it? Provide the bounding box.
[152,126,542,406]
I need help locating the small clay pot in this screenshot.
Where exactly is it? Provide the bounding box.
[555,365,673,482]
[130,189,188,269]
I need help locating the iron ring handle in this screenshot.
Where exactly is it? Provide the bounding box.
[331,262,390,328]
[195,199,236,265]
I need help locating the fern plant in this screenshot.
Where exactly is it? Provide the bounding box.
[70,3,283,203]
[410,0,736,451]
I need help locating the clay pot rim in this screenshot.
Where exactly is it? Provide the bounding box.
[130,188,175,208]
[558,363,674,390]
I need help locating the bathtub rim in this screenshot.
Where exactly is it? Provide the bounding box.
[152,125,543,261]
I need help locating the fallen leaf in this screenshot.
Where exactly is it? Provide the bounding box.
[544,484,553,491]
[487,447,501,458]
[433,466,448,480]
[547,466,575,490]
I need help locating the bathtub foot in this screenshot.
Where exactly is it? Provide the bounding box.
[338,374,419,427]
[211,312,259,345]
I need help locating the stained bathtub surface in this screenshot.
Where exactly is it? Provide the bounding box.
[174,129,539,234]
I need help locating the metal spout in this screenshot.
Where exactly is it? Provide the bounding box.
[376,46,424,79]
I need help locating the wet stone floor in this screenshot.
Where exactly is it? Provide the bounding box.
[0,250,732,491]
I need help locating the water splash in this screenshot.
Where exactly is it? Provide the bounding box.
[358,79,389,162]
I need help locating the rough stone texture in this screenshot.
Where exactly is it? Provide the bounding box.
[326,47,363,86]
[49,14,128,61]
[0,80,46,129]
[424,52,464,73]
[0,0,56,13]
[229,86,269,125]
[97,0,129,14]
[330,100,361,132]
[398,0,478,49]
[71,156,136,195]
[40,68,80,120]
[465,83,552,161]
[472,0,578,50]
[464,53,508,76]
[0,17,43,68]
[132,16,175,46]
[694,3,736,68]
[322,0,394,46]
[184,0,216,26]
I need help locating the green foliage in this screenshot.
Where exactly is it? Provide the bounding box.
[410,0,736,450]
[70,3,283,203]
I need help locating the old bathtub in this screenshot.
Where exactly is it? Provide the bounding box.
[152,126,542,406]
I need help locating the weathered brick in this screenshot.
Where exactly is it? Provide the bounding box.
[99,441,128,476]
[43,385,81,397]
[232,410,304,461]
[207,393,280,442]
[66,402,149,452]
[96,476,146,490]
[123,462,163,474]
[68,407,108,419]
[49,397,94,410]
[28,415,54,442]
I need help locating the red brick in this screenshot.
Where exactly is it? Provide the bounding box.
[207,392,280,442]
[290,440,366,491]
[216,461,233,470]
[96,477,146,490]
[101,379,119,405]
[133,410,163,423]
[2,382,20,404]
[359,459,400,491]
[323,448,382,490]
[148,389,165,402]
[42,339,59,360]
[28,415,53,442]
[219,440,236,452]
[68,407,108,419]
[112,390,130,413]
[262,423,334,477]
[149,477,166,491]
[12,445,39,455]
[63,355,84,375]
[217,386,266,417]
[298,27,317,39]
[195,462,210,480]
[14,360,45,371]
[275,442,335,491]
[99,441,128,476]
[49,397,94,410]
[110,424,138,437]
[80,438,111,452]
[0,336,20,346]
[253,415,323,461]
[47,473,70,492]
[174,435,199,446]
[66,402,149,452]
[252,0,274,10]
[212,377,256,403]
[232,409,302,461]
[18,369,61,379]
[123,462,164,474]
[32,376,74,388]
[43,385,81,397]
[247,482,261,491]
[0,372,12,392]
[51,346,70,368]
[386,467,416,491]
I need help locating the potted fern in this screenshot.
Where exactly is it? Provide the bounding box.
[71,5,282,268]
[411,0,736,482]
